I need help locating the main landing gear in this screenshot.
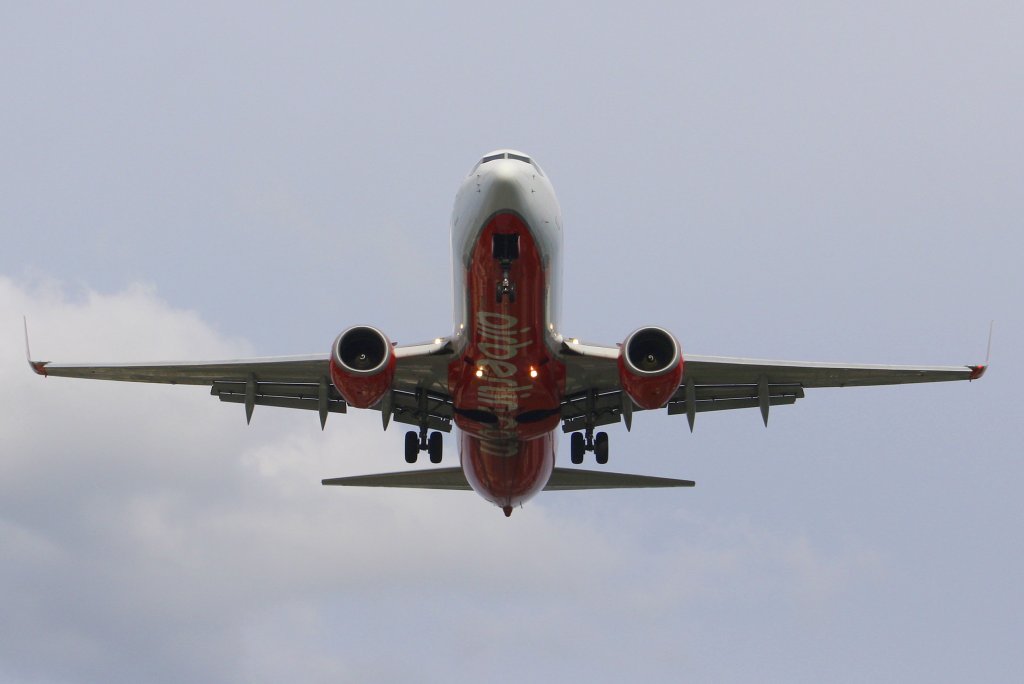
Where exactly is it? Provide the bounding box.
[405,427,443,464]
[569,389,609,465]
[570,430,609,465]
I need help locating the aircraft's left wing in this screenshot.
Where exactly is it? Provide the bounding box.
[559,339,986,432]
[28,337,456,431]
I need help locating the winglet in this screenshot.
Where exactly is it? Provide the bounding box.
[23,317,48,376]
[969,321,994,381]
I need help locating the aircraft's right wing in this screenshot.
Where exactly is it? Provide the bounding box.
[558,339,986,432]
[28,334,456,432]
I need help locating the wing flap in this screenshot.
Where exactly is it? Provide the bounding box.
[684,355,980,387]
[217,393,348,415]
[666,394,798,416]
[33,355,330,384]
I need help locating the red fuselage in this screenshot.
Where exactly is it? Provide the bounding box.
[447,152,565,515]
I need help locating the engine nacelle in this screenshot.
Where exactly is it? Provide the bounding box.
[618,326,684,410]
[329,325,396,409]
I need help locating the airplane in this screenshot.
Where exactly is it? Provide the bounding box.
[27,149,987,517]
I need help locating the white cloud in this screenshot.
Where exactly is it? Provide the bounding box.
[0,277,921,682]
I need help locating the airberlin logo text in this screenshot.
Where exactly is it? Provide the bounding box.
[475,311,533,453]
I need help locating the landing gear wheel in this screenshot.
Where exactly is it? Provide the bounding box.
[428,432,443,464]
[594,432,609,465]
[495,278,517,304]
[570,432,585,465]
[404,431,419,463]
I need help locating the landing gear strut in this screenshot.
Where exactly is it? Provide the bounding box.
[493,233,519,304]
[405,425,443,464]
[570,429,609,465]
[569,388,609,465]
[403,388,443,464]
[495,272,516,304]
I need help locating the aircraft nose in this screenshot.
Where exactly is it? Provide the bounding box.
[481,161,528,210]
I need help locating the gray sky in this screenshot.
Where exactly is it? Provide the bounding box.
[2,3,1021,682]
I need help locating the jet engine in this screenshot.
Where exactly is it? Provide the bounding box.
[329,325,396,409]
[618,326,684,410]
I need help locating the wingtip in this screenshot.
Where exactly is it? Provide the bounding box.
[967,323,993,381]
[984,321,993,366]
[23,316,48,376]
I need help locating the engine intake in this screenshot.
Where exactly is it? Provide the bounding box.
[330,325,396,408]
[618,326,684,410]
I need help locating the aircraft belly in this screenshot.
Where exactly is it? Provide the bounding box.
[447,209,565,511]
[460,431,556,511]
[448,212,566,441]
[445,158,567,512]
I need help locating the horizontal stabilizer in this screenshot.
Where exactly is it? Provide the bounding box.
[545,468,694,490]
[322,468,470,490]
[322,467,694,491]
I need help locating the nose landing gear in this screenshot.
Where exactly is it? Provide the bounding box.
[493,232,519,304]
[495,273,517,304]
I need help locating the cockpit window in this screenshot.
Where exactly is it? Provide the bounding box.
[475,152,544,176]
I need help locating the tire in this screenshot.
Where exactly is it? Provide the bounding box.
[428,432,443,464]
[595,432,609,465]
[405,431,419,463]
[570,432,585,465]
